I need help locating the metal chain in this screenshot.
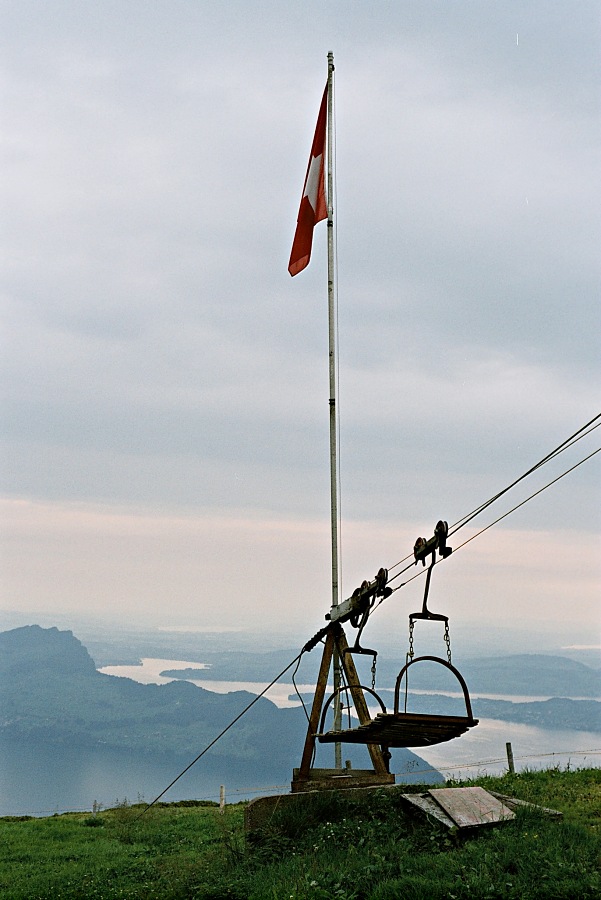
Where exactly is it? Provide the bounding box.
[444,621,452,664]
[371,656,377,691]
[408,616,452,663]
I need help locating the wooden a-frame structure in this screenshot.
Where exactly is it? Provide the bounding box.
[291,624,394,792]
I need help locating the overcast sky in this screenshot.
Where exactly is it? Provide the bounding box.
[1,2,599,650]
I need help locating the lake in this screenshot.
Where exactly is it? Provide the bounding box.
[0,739,251,818]
[98,658,601,779]
[1,659,598,818]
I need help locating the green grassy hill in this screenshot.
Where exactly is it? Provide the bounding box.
[1,767,599,899]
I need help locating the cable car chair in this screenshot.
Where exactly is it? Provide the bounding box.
[316,527,478,751]
[316,655,478,748]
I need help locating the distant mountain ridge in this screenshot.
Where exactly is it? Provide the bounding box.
[459,654,600,698]
[360,652,600,699]
[161,651,601,699]
[0,626,439,785]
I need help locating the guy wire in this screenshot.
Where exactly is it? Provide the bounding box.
[133,650,305,820]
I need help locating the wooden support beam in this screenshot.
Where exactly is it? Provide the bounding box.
[296,627,336,781]
[293,623,392,788]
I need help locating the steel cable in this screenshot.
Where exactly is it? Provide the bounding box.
[135,420,600,820]
[447,413,601,538]
[384,444,600,598]
[386,413,600,575]
[133,650,305,819]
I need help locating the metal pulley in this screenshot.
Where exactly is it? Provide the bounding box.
[414,520,452,565]
[326,566,392,625]
[342,568,392,680]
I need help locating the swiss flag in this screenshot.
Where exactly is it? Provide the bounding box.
[288,85,328,276]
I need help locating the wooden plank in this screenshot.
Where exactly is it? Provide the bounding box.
[400,793,456,828]
[488,790,563,819]
[291,769,395,793]
[317,712,477,747]
[429,787,515,828]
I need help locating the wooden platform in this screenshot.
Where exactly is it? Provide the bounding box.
[317,711,479,748]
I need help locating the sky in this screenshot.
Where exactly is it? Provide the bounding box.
[1,1,600,652]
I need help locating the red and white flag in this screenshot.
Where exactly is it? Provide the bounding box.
[288,85,328,276]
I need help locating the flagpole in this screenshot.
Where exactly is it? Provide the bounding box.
[326,51,343,768]
[327,52,338,612]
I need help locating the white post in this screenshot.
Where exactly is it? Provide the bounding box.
[219,784,225,814]
[326,50,343,769]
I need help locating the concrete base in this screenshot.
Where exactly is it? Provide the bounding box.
[245,774,395,834]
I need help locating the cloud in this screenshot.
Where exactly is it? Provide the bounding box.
[1,2,599,637]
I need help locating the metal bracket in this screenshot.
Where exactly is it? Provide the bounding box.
[410,554,448,623]
[327,567,391,626]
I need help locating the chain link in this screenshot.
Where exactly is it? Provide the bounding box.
[444,620,452,664]
[371,656,377,691]
[407,617,452,663]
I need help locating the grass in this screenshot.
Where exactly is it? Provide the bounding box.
[0,768,599,899]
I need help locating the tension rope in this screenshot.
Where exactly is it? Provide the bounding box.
[133,652,303,820]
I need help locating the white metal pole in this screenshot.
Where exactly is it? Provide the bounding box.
[326,51,343,769]
[327,51,338,612]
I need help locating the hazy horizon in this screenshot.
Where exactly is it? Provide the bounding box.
[1,609,599,668]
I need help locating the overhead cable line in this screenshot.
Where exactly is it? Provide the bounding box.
[136,418,599,821]
[448,413,601,537]
[450,445,600,552]
[387,413,600,576]
[386,444,600,597]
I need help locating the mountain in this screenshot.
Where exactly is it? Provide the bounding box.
[0,624,96,677]
[0,626,439,785]
[461,654,601,698]
[385,692,600,732]
[158,650,600,698]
